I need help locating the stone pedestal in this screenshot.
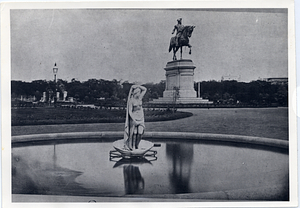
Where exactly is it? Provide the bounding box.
[150,59,213,104]
[163,59,197,98]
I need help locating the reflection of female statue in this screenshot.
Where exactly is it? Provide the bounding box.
[123,165,145,194]
[124,85,147,150]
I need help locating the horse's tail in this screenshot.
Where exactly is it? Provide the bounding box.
[169,37,175,52]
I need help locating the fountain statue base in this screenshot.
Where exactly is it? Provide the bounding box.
[112,140,154,158]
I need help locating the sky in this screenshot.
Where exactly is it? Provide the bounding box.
[10,8,288,84]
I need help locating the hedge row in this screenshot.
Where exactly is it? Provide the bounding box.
[11,107,192,126]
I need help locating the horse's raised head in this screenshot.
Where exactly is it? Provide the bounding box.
[190,25,195,32]
[186,25,195,37]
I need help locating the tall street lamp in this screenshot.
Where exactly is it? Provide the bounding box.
[53,63,58,107]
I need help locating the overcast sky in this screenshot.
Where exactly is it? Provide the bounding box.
[11,9,288,83]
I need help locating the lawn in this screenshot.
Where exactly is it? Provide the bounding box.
[11,107,289,141]
[11,107,192,126]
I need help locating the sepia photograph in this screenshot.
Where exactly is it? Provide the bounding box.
[1,1,297,207]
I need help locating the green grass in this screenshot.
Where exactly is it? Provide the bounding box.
[11,107,193,126]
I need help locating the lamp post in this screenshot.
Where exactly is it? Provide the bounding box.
[52,63,58,165]
[53,63,58,107]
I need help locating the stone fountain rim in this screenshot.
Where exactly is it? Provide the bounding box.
[11,131,288,149]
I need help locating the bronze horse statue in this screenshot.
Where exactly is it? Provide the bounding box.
[169,25,195,61]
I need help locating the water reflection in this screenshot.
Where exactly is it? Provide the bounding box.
[12,151,86,195]
[53,144,57,169]
[113,157,153,168]
[123,165,145,194]
[166,143,194,194]
[112,157,155,195]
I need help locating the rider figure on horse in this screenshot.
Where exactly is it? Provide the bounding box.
[172,18,185,47]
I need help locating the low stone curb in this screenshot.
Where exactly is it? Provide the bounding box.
[12,184,287,202]
[12,131,288,149]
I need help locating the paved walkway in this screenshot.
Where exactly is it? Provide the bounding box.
[12,108,288,140]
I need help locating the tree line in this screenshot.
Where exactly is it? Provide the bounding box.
[11,79,288,106]
[199,80,288,106]
[11,79,166,105]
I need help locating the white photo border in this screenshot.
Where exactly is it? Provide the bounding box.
[1,1,297,207]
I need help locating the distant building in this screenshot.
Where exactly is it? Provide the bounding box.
[221,75,241,81]
[263,77,288,85]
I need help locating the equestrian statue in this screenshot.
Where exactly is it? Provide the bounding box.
[169,18,195,61]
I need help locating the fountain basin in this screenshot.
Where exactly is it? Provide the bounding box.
[12,132,289,202]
